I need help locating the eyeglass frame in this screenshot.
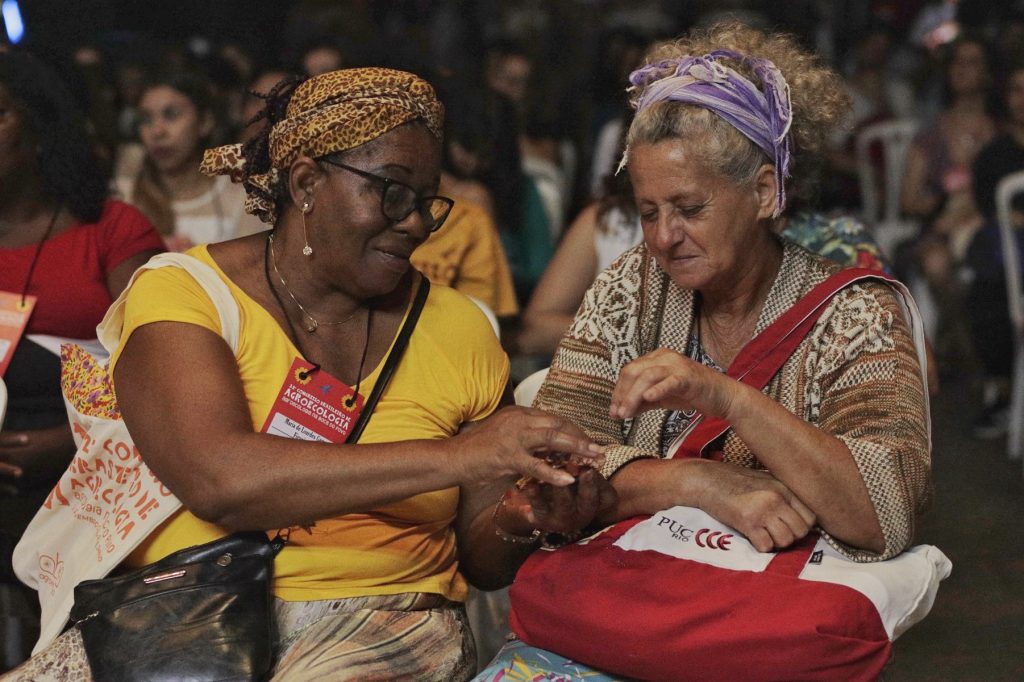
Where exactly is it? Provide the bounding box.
[319,157,454,232]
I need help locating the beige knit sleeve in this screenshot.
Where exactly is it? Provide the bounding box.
[808,282,932,561]
[532,250,659,480]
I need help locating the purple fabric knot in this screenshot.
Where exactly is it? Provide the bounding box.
[627,50,793,217]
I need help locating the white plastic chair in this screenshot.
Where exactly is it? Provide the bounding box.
[855,118,920,257]
[467,295,500,340]
[995,172,1024,465]
[513,368,549,407]
[465,366,550,669]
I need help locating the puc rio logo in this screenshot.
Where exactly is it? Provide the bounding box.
[656,515,734,550]
[694,529,733,550]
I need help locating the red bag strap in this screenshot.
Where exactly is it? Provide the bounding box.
[763,533,819,576]
[670,268,896,460]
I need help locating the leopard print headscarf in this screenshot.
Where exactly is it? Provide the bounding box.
[201,67,444,224]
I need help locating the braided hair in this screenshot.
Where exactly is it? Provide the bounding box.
[0,51,108,223]
[239,74,306,216]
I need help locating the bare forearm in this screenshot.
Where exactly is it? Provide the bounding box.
[597,458,704,524]
[900,148,939,218]
[725,385,884,551]
[457,464,620,588]
[456,481,535,590]
[115,321,602,534]
[155,432,460,530]
[515,312,574,355]
[514,205,598,356]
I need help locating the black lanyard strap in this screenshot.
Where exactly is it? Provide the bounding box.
[346,276,429,444]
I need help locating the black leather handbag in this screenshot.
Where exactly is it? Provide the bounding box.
[66,278,431,681]
[69,531,282,682]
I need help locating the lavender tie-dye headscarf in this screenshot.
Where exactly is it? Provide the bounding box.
[623,50,793,216]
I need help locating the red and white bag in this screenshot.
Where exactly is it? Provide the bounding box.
[12,253,240,653]
[509,269,948,681]
[510,506,950,682]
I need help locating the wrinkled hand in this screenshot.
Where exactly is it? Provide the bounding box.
[610,348,737,420]
[496,463,618,537]
[450,406,604,489]
[696,461,816,552]
[0,424,76,486]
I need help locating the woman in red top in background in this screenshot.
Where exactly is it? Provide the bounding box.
[0,50,163,670]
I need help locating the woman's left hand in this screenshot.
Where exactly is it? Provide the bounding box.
[0,424,77,486]
[495,463,618,538]
[610,348,737,420]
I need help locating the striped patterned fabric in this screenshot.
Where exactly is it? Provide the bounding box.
[271,593,476,681]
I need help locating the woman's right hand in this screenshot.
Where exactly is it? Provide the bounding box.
[692,461,816,553]
[448,406,604,490]
[498,465,618,537]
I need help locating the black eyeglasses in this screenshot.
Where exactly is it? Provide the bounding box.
[321,158,454,232]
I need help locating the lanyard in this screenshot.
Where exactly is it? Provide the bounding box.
[262,234,372,394]
[19,207,62,306]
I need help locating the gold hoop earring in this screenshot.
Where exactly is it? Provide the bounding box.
[301,199,313,257]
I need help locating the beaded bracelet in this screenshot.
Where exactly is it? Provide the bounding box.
[540,529,583,549]
[491,492,542,544]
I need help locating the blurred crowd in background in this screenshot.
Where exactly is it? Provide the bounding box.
[3,0,1024,432]
[3,0,1024,672]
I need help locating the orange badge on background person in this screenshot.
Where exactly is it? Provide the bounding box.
[0,291,35,376]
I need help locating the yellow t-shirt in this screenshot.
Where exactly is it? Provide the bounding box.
[111,246,510,602]
[411,198,519,317]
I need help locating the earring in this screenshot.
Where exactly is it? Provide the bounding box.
[301,198,313,257]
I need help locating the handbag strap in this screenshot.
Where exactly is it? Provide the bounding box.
[345,276,430,445]
[670,268,897,460]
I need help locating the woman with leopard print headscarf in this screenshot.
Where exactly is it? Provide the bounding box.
[8,68,612,682]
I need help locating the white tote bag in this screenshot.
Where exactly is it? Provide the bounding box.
[12,253,241,653]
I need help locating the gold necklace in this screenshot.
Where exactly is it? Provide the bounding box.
[267,233,361,333]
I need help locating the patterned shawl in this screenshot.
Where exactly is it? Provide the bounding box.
[535,240,931,561]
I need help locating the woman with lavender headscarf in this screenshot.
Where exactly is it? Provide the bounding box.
[476,22,932,680]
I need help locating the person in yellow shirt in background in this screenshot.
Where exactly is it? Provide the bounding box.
[411,80,523,325]
[412,196,519,322]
